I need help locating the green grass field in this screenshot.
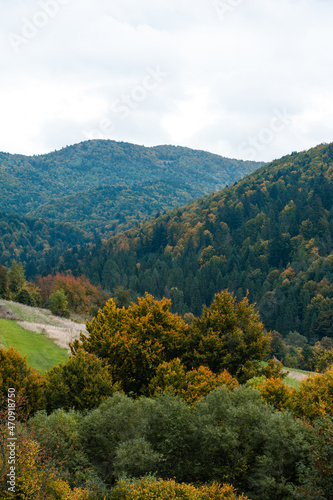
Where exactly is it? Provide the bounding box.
[0,318,68,374]
[284,377,301,389]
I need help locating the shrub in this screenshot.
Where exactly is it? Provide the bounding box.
[0,346,46,415]
[148,359,238,404]
[257,376,295,411]
[109,477,249,500]
[49,289,70,318]
[294,367,333,422]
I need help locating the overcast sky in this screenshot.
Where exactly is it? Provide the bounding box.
[1,0,332,161]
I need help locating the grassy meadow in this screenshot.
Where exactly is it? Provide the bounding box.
[0,318,68,373]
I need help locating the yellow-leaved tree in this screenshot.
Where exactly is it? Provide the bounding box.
[71,293,189,395]
[294,366,333,422]
[148,358,239,404]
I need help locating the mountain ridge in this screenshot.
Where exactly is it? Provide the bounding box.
[0,139,264,240]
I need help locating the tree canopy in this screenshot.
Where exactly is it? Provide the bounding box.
[71,293,189,395]
[71,291,271,392]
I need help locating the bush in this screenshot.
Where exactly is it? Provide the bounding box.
[0,346,46,415]
[29,408,104,492]
[193,386,311,499]
[294,367,333,422]
[49,289,70,318]
[148,359,238,404]
[109,477,249,500]
[79,393,158,482]
[295,417,333,500]
[78,388,311,498]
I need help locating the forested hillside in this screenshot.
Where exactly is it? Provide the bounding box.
[78,142,333,342]
[0,212,88,279]
[1,141,333,500]
[28,181,200,239]
[0,140,262,239]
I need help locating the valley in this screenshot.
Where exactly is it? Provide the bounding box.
[1,140,333,500]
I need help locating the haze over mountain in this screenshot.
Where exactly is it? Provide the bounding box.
[76,142,333,342]
[0,139,263,240]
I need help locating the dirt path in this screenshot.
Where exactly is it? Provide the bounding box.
[284,370,314,381]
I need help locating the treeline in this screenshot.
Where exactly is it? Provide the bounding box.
[1,292,333,499]
[0,262,108,318]
[77,143,333,343]
[271,330,333,372]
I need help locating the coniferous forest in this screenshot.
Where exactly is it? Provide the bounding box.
[1,140,333,500]
[77,143,333,343]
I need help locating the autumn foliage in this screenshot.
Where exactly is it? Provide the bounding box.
[0,347,46,415]
[188,291,271,383]
[294,366,333,422]
[71,290,271,395]
[71,293,189,395]
[256,376,295,411]
[148,358,239,404]
[37,273,108,315]
[110,477,249,500]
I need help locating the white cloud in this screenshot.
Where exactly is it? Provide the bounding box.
[0,0,332,160]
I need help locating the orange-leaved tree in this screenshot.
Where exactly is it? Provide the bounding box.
[294,366,333,422]
[148,358,238,404]
[256,376,295,412]
[37,273,109,315]
[71,293,189,395]
[0,347,46,416]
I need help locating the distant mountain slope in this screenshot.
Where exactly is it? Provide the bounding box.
[0,140,263,238]
[78,142,333,342]
[29,181,201,240]
[0,212,88,278]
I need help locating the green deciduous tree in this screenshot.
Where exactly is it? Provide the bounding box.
[79,392,158,482]
[194,386,311,499]
[29,408,104,493]
[295,417,333,500]
[49,289,70,318]
[0,265,10,299]
[45,350,118,412]
[8,260,26,296]
[188,291,271,383]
